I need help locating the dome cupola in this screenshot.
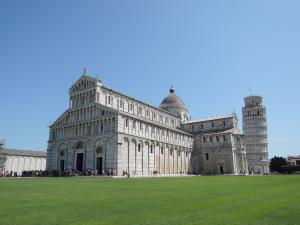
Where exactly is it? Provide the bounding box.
[160,87,189,122]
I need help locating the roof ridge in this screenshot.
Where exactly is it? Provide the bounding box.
[184,114,235,124]
[5,149,46,153]
[102,85,181,118]
[3,149,47,157]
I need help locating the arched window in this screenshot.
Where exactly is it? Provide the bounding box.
[138,143,141,152]
[206,153,209,161]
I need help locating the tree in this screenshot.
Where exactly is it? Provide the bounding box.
[270,156,287,173]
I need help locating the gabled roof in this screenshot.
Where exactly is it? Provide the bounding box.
[102,85,181,119]
[68,75,182,119]
[3,149,47,157]
[69,75,100,94]
[50,102,119,128]
[118,110,194,137]
[198,128,244,136]
[183,114,236,124]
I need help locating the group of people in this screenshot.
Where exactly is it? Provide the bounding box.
[0,169,119,178]
[0,170,48,178]
[56,169,118,176]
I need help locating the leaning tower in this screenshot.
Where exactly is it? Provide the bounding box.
[242,96,269,174]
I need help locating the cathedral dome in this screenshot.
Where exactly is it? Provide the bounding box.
[160,87,189,122]
[160,87,187,109]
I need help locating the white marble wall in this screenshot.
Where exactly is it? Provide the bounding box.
[118,134,191,176]
[47,135,118,172]
[4,156,46,174]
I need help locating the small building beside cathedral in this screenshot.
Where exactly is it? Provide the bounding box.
[47,70,267,176]
[0,140,47,176]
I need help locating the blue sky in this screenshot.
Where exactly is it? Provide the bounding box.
[0,0,299,157]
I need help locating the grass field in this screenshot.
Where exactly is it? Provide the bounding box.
[0,176,299,225]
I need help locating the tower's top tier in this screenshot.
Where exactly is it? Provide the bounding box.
[244,96,263,107]
[0,139,5,151]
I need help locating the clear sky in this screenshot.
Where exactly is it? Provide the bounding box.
[0,0,299,157]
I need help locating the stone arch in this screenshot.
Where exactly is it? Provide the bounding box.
[73,140,85,172]
[137,140,144,173]
[131,138,137,145]
[137,140,143,152]
[93,138,108,173]
[170,145,175,174]
[148,141,156,174]
[58,143,68,171]
[143,141,150,174]
[130,138,137,174]
[122,137,130,174]
[123,137,130,144]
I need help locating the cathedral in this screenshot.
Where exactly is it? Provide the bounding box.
[47,70,268,176]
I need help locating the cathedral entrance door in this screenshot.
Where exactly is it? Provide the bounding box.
[220,166,224,174]
[60,159,65,171]
[96,157,103,175]
[76,153,84,172]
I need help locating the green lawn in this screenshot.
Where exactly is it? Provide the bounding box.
[0,176,299,225]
